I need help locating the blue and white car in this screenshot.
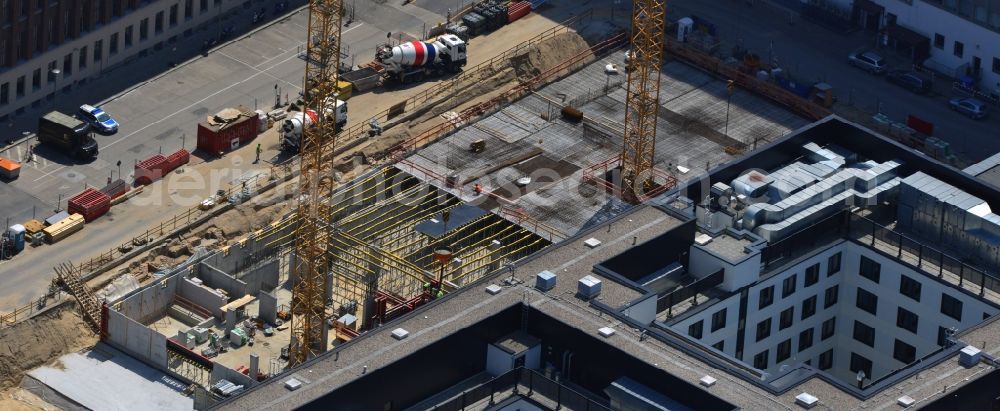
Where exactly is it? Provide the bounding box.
[78,104,119,134]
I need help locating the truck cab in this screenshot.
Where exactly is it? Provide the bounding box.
[438,34,467,67]
[37,111,99,160]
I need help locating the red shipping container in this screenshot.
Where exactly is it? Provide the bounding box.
[164,149,191,173]
[906,115,934,136]
[196,109,260,157]
[68,188,111,222]
[509,1,531,23]
[135,154,168,186]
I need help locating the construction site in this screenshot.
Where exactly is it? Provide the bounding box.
[0,0,852,410]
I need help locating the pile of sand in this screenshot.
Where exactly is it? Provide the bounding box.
[510,31,593,79]
[0,304,96,389]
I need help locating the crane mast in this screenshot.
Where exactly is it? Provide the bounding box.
[289,0,344,367]
[621,0,667,202]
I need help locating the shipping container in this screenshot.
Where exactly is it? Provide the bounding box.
[68,187,111,222]
[0,157,20,180]
[165,149,191,172]
[44,213,85,244]
[509,1,531,24]
[135,154,169,185]
[196,108,260,157]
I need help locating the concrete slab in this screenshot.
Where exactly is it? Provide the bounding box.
[27,345,192,411]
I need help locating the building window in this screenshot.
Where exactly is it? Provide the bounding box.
[200,0,207,12]
[805,263,819,286]
[756,318,772,342]
[125,25,134,47]
[994,57,1000,75]
[776,339,792,363]
[954,41,964,58]
[78,45,87,69]
[899,275,922,302]
[824,285,838,309]
[780,307,794,330]
[934,33,945,49]
[819,349,833,370]
[16,76,24,97]
[782,274,797,298]
[140,18,148,41]
[711,308,727,332]
[94,39,102,63]
[62,54,72,75]
[821,317,836,340]
[802,295,817,320]
[897,307,919,334]
[894,339,916,364]
[688,320,704,339]
[758,285,774,309]
[799,328,814,352]
[753,350,769,370]
[859,256,880,283]
[0,40,4,66]
[155,11,163,34]
[941,293,963,321]
[185,0,193,19]
[169,4,178,26]
[110,33,119,55]
[0,83,8,105]
[712,340,724,351]
[112,0,122,17]
[853,321,875,347]
[856,288,878,315]
[938,326,950,346]
[850,353,873,379]
[31,68,40,90]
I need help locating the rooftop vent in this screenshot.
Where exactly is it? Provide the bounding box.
[536,271,556,291]
[795,392,818,409]
[897,395,915,408]
[284,378,303,391]
[700,375,717,387]
[391,328,409,340]
[598,327,615,338]
[485,284,502,295]
[960,345,982,367]
[578,275,602,299]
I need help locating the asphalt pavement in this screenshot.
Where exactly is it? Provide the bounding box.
[671,0,1000,165]
[0,0,471,311]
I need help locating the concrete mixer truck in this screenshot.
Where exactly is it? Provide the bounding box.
[375,34,468,84]
[279,97,347,153]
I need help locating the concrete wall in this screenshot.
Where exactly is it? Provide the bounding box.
[237,259,280,295]
[119,273,180,324]
[106,308,168,369]
[623,294,658,326]
[178,276,227,319]
[257,290,278,324]
[197,262,249,298]
[210,362,255,387]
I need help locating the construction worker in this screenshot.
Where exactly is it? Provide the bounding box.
[474,183,482,195]
[255,143,262,163]
[26,144,34,163]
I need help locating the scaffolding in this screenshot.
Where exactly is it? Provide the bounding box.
[321,167,551,330]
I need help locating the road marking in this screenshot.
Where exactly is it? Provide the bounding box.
[100,52,305,152]
[218,51,301,90]
[33,165,66,181]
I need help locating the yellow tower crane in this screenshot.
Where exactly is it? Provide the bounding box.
[289,0,344,367]
[621,0,667,203]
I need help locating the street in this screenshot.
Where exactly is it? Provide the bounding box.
[671,0,1000,165]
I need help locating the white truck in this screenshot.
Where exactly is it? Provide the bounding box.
[375,34,468,84]
[279,97,347,153]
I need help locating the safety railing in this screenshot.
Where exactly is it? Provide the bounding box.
[430,367,612,411]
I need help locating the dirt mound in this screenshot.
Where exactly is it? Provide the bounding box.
[511,31,592,79]
[0,304,96,389]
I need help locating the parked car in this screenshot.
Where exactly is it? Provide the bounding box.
[848,50,886,74]
[948,98,988,119]
[78,104,119,134]
[886,70,932,94]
